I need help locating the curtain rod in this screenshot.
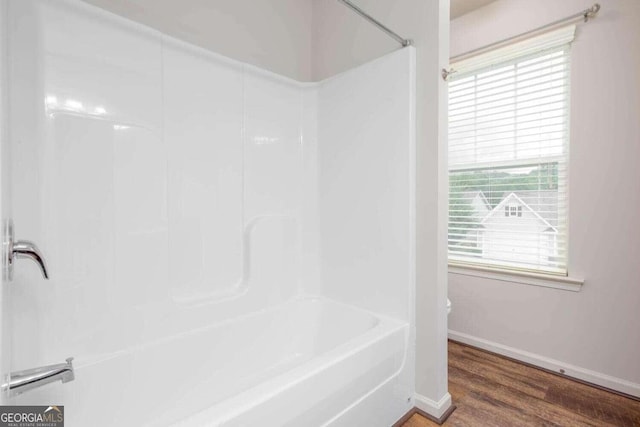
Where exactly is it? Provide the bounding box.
[450,3,600,63]
[337,0,412,47]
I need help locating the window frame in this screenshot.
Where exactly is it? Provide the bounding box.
[447,30,575,278]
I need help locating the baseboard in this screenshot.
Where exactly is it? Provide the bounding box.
[414,392,453,420]
[448,330,640,399]
[391,403,456,427]
[391,408,417,427]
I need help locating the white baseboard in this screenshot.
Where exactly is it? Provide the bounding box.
[448,330,640,398]
[414,392,452,419]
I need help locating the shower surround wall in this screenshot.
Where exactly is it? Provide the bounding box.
[1,1,416,425]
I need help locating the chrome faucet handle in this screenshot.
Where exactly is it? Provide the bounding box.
[11,240,49,279]
[3,220,49,280]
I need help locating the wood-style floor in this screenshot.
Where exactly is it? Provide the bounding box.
[402,341,640,427]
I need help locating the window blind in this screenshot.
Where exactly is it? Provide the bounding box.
[448,26,574,275]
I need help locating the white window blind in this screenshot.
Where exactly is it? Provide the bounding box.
[448,26,574,275]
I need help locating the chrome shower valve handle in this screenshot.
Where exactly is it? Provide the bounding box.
[3,220,49,280]
[11,239,49,279]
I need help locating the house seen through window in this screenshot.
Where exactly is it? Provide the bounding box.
[447,26,573,275]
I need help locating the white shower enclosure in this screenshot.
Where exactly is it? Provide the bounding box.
[0,1,416,425]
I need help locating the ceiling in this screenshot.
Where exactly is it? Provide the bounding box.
[450,0,498,19]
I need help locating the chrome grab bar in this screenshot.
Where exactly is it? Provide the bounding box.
[5,358,75,397]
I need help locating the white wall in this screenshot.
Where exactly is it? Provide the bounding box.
[81,0,313,81]
[318,48,414,323]
[449,0,640,397]
[312,0,451,417]
[8,0,304,371]
[316,47,416,427]
[0,0,10,392]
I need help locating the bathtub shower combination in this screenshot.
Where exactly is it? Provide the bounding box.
[0,1,416,425]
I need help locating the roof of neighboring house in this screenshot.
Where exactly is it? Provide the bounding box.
[511,190,559,228]
[462,190,491,211]
[467,189,559,228]
[481,192,558,233]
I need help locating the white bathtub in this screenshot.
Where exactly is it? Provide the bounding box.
[30,297,408,426]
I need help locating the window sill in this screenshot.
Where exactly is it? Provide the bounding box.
[448,264,584,292]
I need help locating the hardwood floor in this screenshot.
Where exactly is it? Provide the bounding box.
[402,341,640,427]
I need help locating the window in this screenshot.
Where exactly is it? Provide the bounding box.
[448,26,574,275]
[504,204,522,217]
